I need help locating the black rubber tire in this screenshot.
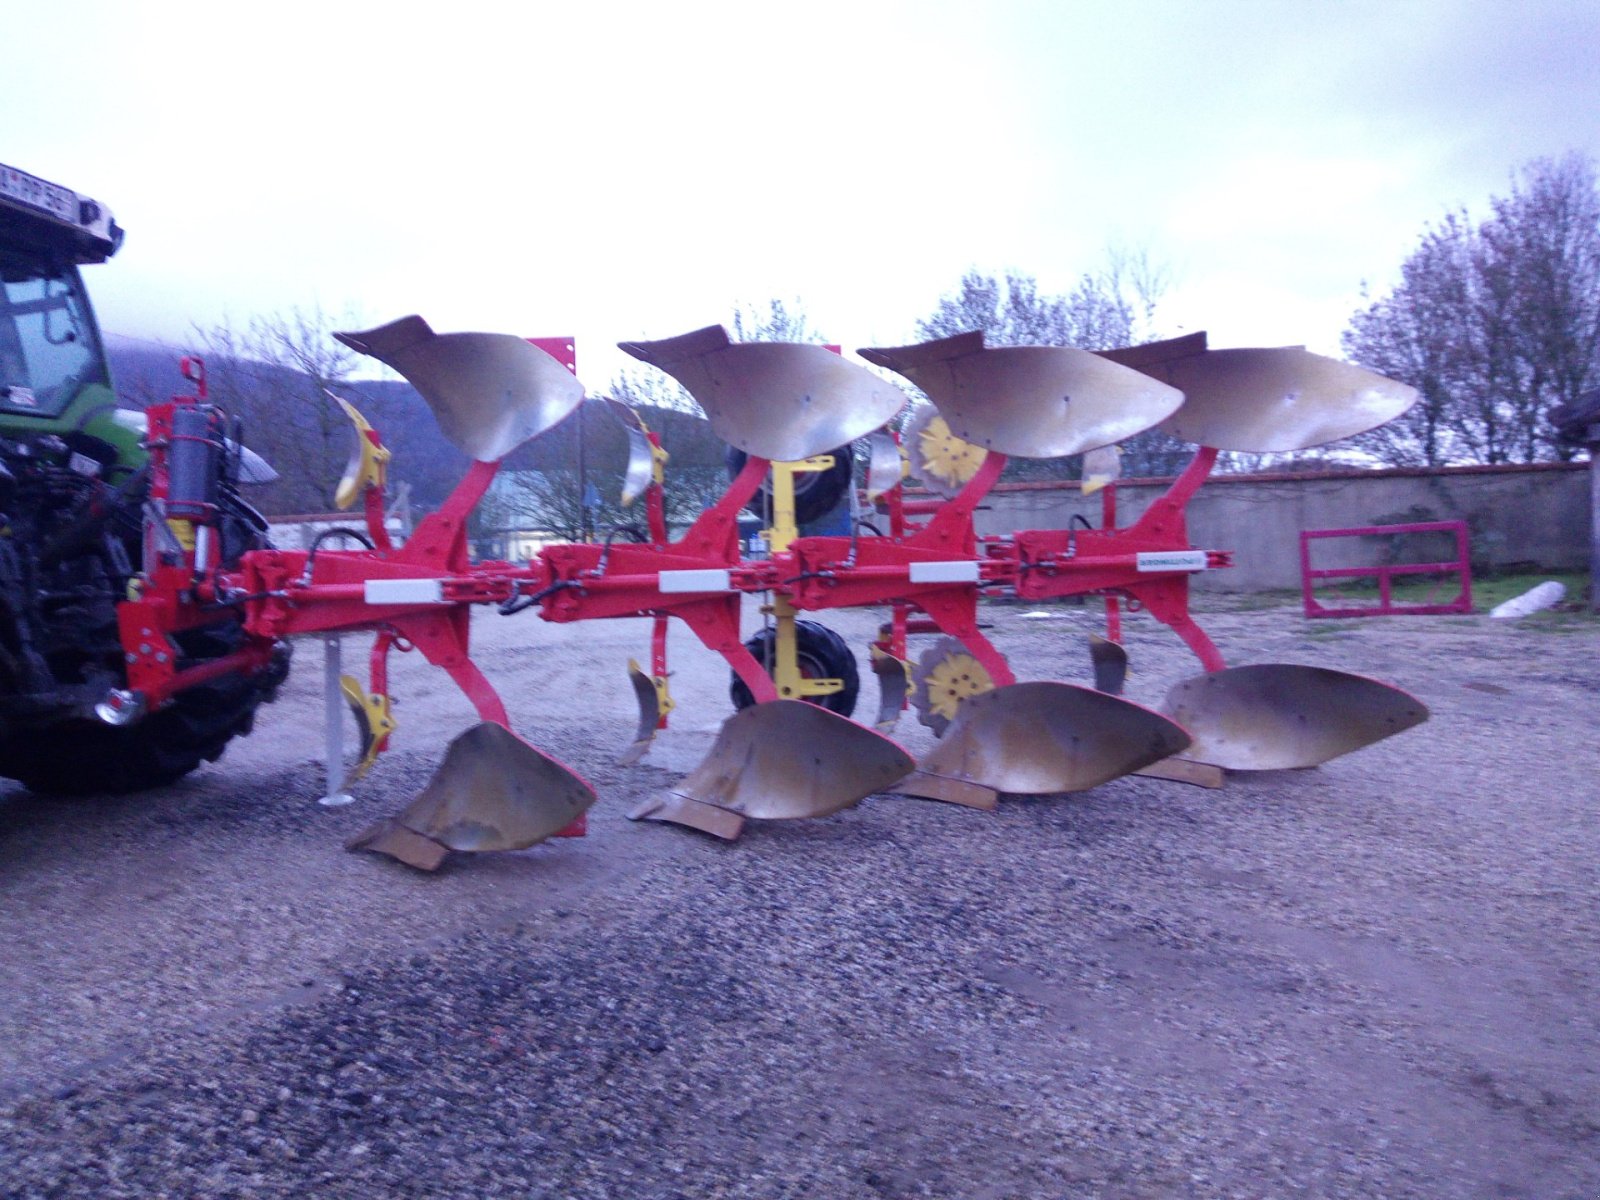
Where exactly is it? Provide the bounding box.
[725,444,854,527]
[728,619,859,718]
[0,623,290,796]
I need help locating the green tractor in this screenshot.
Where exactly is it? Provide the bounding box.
[0,163,288,793]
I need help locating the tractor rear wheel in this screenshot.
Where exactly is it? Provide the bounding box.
[0,622,290,796]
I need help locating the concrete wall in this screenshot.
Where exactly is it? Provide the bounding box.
[970,461,1590,592]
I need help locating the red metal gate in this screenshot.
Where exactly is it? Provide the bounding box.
[1300,521,1472,617]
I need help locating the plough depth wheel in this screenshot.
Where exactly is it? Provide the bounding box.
[729,620,859,717]
[726,444,855,526]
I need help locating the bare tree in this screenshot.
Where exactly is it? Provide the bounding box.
[731,297,827,344]
[918,269,1079,346]
[1342,216,1477,466]
[916,255,1167,352]
[190,307,370,513]
[1344,154,1600,466]
[1483,154,1600,461]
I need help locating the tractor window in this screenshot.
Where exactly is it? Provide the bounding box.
[0,264,106,418]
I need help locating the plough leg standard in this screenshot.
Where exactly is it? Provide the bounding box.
[112,316,1429,869]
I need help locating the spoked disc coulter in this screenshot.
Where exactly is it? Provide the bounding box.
[910,636,995,737]
[903,406,986,498]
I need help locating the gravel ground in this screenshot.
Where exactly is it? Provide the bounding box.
[2,595,1598,1198]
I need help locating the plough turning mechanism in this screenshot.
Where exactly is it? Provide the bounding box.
[111,314,1430,869]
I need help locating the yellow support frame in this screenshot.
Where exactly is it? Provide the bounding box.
[764,456,843,702]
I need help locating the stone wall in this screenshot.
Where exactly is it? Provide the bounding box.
[971,461,1589,592]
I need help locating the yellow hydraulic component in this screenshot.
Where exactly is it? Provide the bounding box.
[770,597,844,702]
[166,518,196,551]
[765,455,834,554]
[338,674,396,786]
[334,397,392,511]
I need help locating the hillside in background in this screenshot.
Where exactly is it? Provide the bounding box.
[102,337,721,517]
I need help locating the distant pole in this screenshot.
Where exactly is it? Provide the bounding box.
[1590,445,1598,614]
[577,399,589,543]
[1553,389,1599,615]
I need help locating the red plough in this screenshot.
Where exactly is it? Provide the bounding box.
[108,316,1431,869]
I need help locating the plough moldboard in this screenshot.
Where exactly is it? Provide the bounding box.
[115,315,1430,870]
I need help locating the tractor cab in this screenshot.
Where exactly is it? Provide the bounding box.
[1,164,121,420]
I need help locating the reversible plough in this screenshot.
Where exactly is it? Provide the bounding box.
[115,315,1430,869]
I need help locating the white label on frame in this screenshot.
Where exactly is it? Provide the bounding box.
[658,569,733,594]
[1136,551,1208,573]
[365,578,447,605]
[909,560,981,584]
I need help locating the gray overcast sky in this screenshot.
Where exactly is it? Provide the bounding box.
[8,0,1599,389]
